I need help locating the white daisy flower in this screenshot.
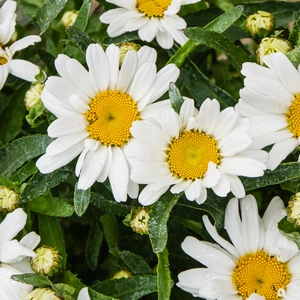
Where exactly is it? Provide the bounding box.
[237,52,300,170]
[99,0,200,49]
[127,98,267,205]
[36,43,180,202]
[0,208,41,299]
[177,194,300,299]
[0,0,41,90]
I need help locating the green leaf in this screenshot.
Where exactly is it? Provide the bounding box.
[120,251,153,275]
[100,214,120,257]
[180,59,237,109]
[74,0,92,31]
[168,5,244,67]
[242,162,300,192]
[25,103,46,128]
[38,214,67,269]
[52,283,75,299]
[148,192,180,254]
[10,160,37,184]
[11,274,52,287]
[27,192,74,217]
[88,289,119,300]
[209,0,235,11]
[286,47,300,68]
[92,275,157,300]
[66,26,96,54]
[74,183,91,216]
[289,12,300,46]
[157,247,173,300]
[0,135,52,178]
[185,27,254,71]
[36,0,68,34]
[0,83,28,145]
[19,168,73,203]
[169,82,184,114]
[90,192,134,216]
[278,216,300,248]
[86,212,103,271]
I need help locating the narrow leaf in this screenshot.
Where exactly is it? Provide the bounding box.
[0,135,52,178]
[157,247,173,300]
[120,251,153,275]
[11,274,52,287]
[278,216,300,249]
[169,82,184,113]
[36,0,68,34]
[74,0,92,31]
[148,192,180,254]
[74,183,91,216]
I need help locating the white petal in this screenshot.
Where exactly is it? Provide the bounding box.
[184,180,201,200]
[19,232,40,251]
[0,64,10,89]
[227,175,245,198]
[97,145,113,182]
[138,19,159,42]
[106,44,120,90]
[156,29,174,49]
[162,107,181,138]
[219,132,252,157]
[201,162,220,188]
[180,97,196,128]
[9,35,41,54]
[213,107,238,140]
[0,240,36,263]
[108,147,129,202]
[138,184,169,206]
[8,59,40,82]
[0,208,26,244]
[262,196,285,228]
[78,287,90,300]
[137,45,157,67]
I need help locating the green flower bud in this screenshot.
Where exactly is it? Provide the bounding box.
[287,193,300,228]
[0,185,19,212]
[256,37,292,65]
[246,10,275,40]
[118,42,141,65]
[31,246,62,276]
[61,10,79,27]
[22,288,61,300]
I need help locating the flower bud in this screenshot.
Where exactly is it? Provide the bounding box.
[0,185,19,212]
[246,10,275,40]
[118,42,140,65]
[124,206,150,235]
[24,83,44,111]
[31,246,62,276]
[61,10,78,27]
[22,288,61,300]
[112,270,132,279]
[287,193,300,228]
[256,37,292,65]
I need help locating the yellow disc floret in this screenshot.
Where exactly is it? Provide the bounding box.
[0,56,7,65]
[167,130,220,180]
[287,94,300,138]
[85,90,140,146]
[232,250,291,300]
[136,0,172,17]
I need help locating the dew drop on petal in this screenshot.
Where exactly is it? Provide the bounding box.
[256,119,261,124]
[195,254,200,259]
[5,272,11,278]
[279,86,284,92]
[209,253,214,258]
[202,248,207,252]
[10,280,16,286]
[204,272,211,279]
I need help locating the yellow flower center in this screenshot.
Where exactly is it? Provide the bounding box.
[167,130,220,180]
[232,250,291,300]
[0,56,7,65]
[287,94,300,138]
[136,0,172,17]
[85,90,140,146]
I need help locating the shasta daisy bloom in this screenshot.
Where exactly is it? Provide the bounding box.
[177,194,300,299]
[237,52,300,170]
[36,43,179,202]
[127,98,267,205]
[99,0,200,49]
[0,208,41,299]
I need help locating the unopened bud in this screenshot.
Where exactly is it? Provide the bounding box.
[24,83,44,111]
[61,10,78,27]
[119,42,140,65]
[0,185,19,212]
[287,193,300,228]
[22,288,61,300]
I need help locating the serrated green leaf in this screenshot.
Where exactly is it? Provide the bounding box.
[157,247,173,300]
[38,214,67,269]
[185,28,254,71]
[86,212,103,271]
[120,251,153,275]
[168,5,244,67]
[0,135,52,178]
[36,0,68,34]
[66,26,96,53]
[100,214,120,257]
[0,83,28,145]
[242,162,300,192]
[180,59,237,109]
[92,275,157,300]
[28,192,74,217]
[74,183,91,216]
[148,192,180,254]
[19,168,73,203]
[11,274,52,287]
[90,192,134,216]
[278,216,300,248]
[169,82,184,113]
[74,0,92,31]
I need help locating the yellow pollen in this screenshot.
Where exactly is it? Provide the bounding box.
[136,0,172,17]
[167,130,220,180]
[287,94,300,138]
[232,250,291,300]
[0,56,7,65]
[85,90,140,146]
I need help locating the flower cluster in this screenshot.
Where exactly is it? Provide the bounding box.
[2,0,300,299]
